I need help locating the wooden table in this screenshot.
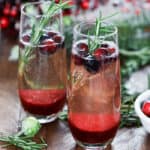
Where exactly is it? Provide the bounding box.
[0,38,149,150]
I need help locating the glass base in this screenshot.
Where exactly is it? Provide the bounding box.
[19,106,58,124]
[76,139,112,150]
[35,113,58,124]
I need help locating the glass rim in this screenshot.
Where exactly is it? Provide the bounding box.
[21,1,62,18]
[74,21,118,39]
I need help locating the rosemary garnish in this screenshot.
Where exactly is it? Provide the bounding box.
[0,117,47,150]
[0,136,47,150]
[19,0,70,76]
[88,12,118,54]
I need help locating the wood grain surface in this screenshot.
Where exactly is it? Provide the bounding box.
[0,38,149,150]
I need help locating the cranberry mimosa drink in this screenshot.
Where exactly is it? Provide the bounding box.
[68,20,121,149]
[18,1,68,123]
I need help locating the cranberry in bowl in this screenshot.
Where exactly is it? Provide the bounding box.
[134,90,150,133]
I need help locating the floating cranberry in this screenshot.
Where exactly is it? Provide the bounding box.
[93,48,107,59]
[10,7,18,17]
[77,43,88,51]
[77,43,88,57]
[40,39,56,55]
[108,47,115,55]
[101,43,109,48]
[84,55,100,73]
[142,101,150,117]
[47,31,57,38]
[22,34,30,42]
[53,35,62,43]
[0,17,9,28]
[73,54,83,65]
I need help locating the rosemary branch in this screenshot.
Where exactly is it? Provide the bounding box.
[0,117,47,150]
[88,12,118,54]
[0,135,47,150]
[19,0,70,76]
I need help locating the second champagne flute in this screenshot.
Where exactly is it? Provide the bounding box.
[68,20,121,149]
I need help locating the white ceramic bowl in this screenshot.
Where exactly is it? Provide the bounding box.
[134,90,150,133]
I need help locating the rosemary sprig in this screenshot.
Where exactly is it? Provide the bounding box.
[0,117,47,150]
[0,135,47,150]
[19,0,70,76]
[88,12,118,54]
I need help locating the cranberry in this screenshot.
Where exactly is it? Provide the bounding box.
[76,42,89,56]
[101,43,109,48]
[80,0,89,10]
[3,7,10,15]
[93,48,107,59]
[108,48,115,55]
[40,39,56,55]
[10,7,18,17]
[47,31,57,38]
[142,101,150,117]
[77,43,88,50]
[22,34,30,42]
[73,54,83,65]
[63,8,72,16]
[0,17,9,29]
[20,34,30,48]
[84,55,100,73]
[55,0,60,3]
[53,35,62,43]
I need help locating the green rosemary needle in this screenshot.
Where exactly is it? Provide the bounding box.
[88,12,118,54]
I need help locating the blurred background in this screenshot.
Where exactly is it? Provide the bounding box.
[0,0,150,127]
